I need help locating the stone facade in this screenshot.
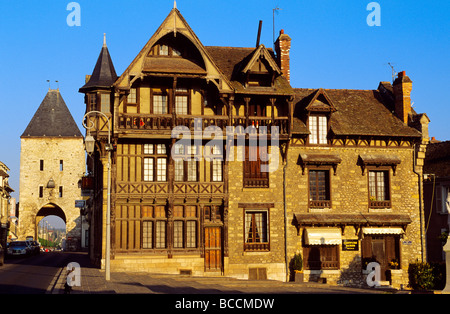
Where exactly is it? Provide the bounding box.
[18,137,85,248]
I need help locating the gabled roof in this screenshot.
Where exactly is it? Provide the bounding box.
[21,89,82,138]
[241,45,281,75]
[114,8,233,92]
[293,88,421,138]
[205,46,292,95]
[304,88,337,112]
[79,35,117,92]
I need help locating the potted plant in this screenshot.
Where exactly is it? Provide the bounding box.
[292,253,303,283]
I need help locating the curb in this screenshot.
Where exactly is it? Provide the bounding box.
[46,267,65,294]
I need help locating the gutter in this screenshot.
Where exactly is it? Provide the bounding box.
[413,143,425,262]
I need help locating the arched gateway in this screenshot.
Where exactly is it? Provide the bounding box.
[18,89,86,250]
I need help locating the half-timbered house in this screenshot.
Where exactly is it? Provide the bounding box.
[80,6,429,288]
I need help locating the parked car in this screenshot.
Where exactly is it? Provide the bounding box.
[28,241,40,255]
[7,241,32,257]
[0,244,4,266]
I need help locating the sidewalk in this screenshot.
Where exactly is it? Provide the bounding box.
[47,253,395,294]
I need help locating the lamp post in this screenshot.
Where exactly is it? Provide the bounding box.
[82,111,112,281]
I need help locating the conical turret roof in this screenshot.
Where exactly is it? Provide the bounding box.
[79,34,117,92]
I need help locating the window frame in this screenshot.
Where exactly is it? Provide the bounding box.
[307,114,328,145]
[173,144,199,182]
[243,145,269,188]
[143,144,167,182]
[243,209,270,252]
[308,168,331,209]
[368,167,391,208]
[303,245,340,270]
[173,205,199,249]
[151,90,169,114]
[141,205,167,250]
[125,88,139,114]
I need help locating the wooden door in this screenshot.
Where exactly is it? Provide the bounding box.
[204,227,222,271]
[371,238,387,280]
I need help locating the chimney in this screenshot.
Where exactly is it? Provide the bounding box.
[393,70,412,124]
[275,29,291,83]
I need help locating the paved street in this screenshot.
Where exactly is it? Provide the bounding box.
[0,251,74,294]
[47,252,392,295]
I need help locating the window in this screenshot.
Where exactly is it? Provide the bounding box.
[89,93,97,111]
[59,186,63,198]
[40,160,44,171]
[175,88,189,114]
[368,170,391,208]
[60,160,63,171]
[39,186,43,198]
[173,205,198,249]
[309,170,331,208]
[174,144,198,182]
[437,186,450,214]
[142,205,167,249]
[127,88,137,104]
[308,115,327,145]
[153,95,168,114]
[243,145,269,188]
[100,93,110,113]
[303,245,339,270]
[159,45,169,56]
[244,210,269,251]
[143,144,167,182]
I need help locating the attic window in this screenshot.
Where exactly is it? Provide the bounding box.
[308,115,328,145]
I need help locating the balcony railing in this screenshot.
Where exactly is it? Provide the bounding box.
[309,200,331,208]
[369,200,391,208]
[244,242,270,252]
[243,177,269,188]
[118,114,289,135]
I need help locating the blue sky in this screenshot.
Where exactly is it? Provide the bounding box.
[0,0,449,203]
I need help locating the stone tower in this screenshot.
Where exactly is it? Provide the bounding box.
[19,89,85,250]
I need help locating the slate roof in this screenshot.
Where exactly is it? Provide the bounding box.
[292,88,422,138]
[79,42,117,92]
[205,46,293,95]
[21,89,82,138]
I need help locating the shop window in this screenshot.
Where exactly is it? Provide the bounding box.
[303,245,339,270]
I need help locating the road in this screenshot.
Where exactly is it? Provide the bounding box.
[0,251,75,294]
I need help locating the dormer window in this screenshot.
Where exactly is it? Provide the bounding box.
[308,115,327,145]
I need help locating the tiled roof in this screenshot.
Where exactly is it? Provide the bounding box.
[293,88,422,138]
[205,46,293,95]
[21,89,82,138]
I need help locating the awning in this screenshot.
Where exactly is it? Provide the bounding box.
[362,227,404,235]
[298,153,342,175]
[358,154,401,175]
[304,227,342,245]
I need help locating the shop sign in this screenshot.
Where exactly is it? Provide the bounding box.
[342,239,359,251]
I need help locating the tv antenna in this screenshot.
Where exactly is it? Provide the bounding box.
[388,62,397,83]
[273,6,282,48]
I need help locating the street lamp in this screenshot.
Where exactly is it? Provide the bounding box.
[82,111,112,281]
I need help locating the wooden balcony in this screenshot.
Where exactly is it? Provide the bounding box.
[243,177,269,188]
[117,113,289,136]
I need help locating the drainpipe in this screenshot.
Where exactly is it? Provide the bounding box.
[283,145,289,282]
[413,143,425,262]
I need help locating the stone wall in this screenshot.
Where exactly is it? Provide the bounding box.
[19,137,85,248]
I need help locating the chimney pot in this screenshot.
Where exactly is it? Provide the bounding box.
[399,70,405,77]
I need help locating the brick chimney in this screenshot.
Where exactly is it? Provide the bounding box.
[393,71,412,124]
[275,29,291,83]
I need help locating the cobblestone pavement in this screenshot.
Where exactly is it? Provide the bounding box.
[47,252,396,295]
